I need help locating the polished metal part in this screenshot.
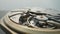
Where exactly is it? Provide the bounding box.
[0,8,60,34]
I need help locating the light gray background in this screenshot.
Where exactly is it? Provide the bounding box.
[0,0,60,10]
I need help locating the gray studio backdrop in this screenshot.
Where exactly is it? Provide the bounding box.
[0,0,60,10]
